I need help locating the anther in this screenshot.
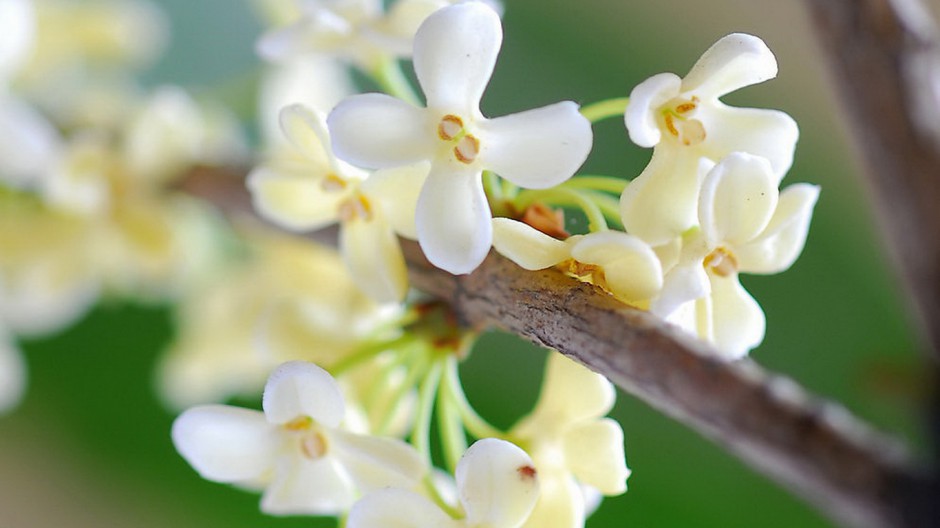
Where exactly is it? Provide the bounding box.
[300,432,328,460]
[338,194,373,222]
[454,135,480,163]
[704,247,739,277]
[321,173,347,192]
[438,114,464,141]
[284,415,313,431]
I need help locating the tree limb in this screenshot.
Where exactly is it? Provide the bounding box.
[180,168,921,528]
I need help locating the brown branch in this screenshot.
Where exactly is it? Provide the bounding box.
[180,168,921,528]
[805,0,940,358]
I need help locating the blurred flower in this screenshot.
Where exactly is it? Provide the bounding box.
[249,103,427,302]
[652,152,819,359]
[328,2,592,274]
[509,353,628,528]
[347,438,539,528]
[172,361,426,516]
[158,230,397,409]
[620,33,798,246]
[0,325,27,414]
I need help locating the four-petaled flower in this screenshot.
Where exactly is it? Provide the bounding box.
[249,103,428,303]
[620,33,799,246]
[347,438,540,528]
[509,352,629,528]
[651,152,819,359]
[172,361,426,516]
[327,1,593,274]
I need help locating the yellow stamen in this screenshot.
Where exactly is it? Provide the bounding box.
[300,432,329,459]
[438,114,464,141]
[454,135,480,164]
[704,247,739,277]
[284,415,313,431]
[321,173,347,192]
[338,193,373,222]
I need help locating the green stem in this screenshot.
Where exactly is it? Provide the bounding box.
[443,356,504,440]
[580,97,630,123]
[329,333,417,378]
[561,175,628,195]
[437,365,467,474]
[586,191,624,228]
[483,170,503,202]
[411,360,444,467]
[374,59,421,106]
[375,349,429,436]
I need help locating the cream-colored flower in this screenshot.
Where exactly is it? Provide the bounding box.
[328,2,592,274]
[172,361,426,516]
[347,438,539,528]
[621,33,799,246]
[249,103,428,303]
[652,152,819,359]
[492,218,662,307]
[509,352,628,528]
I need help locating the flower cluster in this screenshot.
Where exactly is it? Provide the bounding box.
[1,0,820,526]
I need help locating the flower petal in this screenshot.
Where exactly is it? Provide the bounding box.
[0,97,61,189]
[562,418,629,495]
[416,164,492,274]
[650,262,710,318]
[620,148,707,246]
[457,438,540,528]
[737,183,820,274]
[340,214,409,303]
[478,102,592,188]
[171,405,277,482]
[347,488,459,528]
[279,103,336,167]
[681,33,779,98]
[707,273,766,359]
[624,72,681,148]
[0,0,34,79]
[412,2,502,113]
[328,93,434,169]
[361,161,431,239]
[330,429,426,492]
[527,352,615,430]
[698,152,778,247]
[263,361,346,427]
[570,231,663,302]
[262,456,355,515]
[696,103,799,178]
[247,165,344,231]
[491,218,570,270]
[521,470,584,528]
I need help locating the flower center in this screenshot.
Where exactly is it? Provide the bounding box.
[283,415,329,460]
[320,173,347,192]
[338,192,373,222]
[437,114,480,164]
[661,96,706,146]
[703,246,739,277]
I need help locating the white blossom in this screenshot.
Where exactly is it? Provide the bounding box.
[347,438,540,528]
[172,361,426,516]
[621,33,799,246]
[652,152,819,359]
[328,2,592,274]
[509,352,629,528]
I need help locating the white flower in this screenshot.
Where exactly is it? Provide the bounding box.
[347,438,540,528]
[0,325,27,414]
[620,33,799,246]
[509,352,628,528]
[257,0,449,71]
[491,218,662,306]
[249,104,428,303]
[328,2,592,274]
[652,152,819,359]
[172,361,425,516]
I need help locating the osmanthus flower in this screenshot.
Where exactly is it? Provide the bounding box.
[347,438,540,528]
[328,2,593,274]
[172,361,426,516]
[256,0,460,72]
[158,231,398,409]
[507,352,629,528]
[0,0,60,189]
[651,152,819,359]
[248,104,429,303]
[491,218,662,307]
[620,33,799,246]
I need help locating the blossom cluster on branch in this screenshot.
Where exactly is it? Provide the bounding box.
[0,0,819,526]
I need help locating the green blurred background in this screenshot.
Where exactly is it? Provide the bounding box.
[0,1,928,526]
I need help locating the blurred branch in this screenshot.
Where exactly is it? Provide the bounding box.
[180,168,920,528]
[806,0,940,358]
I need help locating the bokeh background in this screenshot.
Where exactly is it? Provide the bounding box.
[0,0,929,526]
